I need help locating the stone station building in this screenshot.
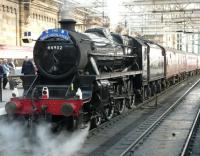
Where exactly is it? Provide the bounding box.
[0,0,61,46]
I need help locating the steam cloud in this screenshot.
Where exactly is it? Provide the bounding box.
[0,120,89,156]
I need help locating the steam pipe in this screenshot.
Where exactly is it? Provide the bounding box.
[90,57,100,75]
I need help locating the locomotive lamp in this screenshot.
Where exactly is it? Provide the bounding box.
[12,88,19,97]
[75,88,82,100]
[61,103,74,117]
[5,101,21,114]
[42,87,49,99]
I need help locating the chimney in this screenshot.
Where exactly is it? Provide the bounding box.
[59,19,76,31]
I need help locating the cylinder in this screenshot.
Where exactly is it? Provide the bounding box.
[5,101,21,114]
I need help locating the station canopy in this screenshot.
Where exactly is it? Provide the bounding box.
[62,0,200,35]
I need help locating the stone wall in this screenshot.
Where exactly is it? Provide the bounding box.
[0,0,19,45]
[20,0,60,46]
[0,0,60,46]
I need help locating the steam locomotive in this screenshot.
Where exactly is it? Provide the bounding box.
[5,19,200,131]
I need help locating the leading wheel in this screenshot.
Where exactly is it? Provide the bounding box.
[91,110,102,128]
[104,104,115,121]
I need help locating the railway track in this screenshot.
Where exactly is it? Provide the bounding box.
[78,77,200,156]
[180,109,200,156]
[0,77,198,156]
[118,78,200,156]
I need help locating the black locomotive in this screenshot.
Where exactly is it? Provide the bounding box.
[5,19,200,130]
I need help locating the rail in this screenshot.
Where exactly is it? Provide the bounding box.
[180,108,200,156]
[119,78,200,156]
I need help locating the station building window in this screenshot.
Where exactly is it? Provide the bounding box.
[3,5,5,12]
[177,34,182,51]
[24,31,31,37]
[198,34,200,54]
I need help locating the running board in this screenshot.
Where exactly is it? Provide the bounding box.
[96,71,142,80]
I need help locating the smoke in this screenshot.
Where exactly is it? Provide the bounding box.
[0,120,89,156]
[33,123,90,156]
[0,121,28,156]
